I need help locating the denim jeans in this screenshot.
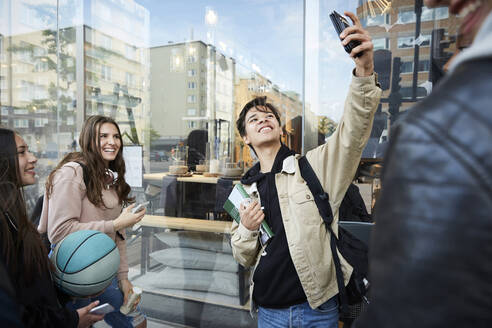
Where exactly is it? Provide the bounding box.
[258,296,339,328]
[66,277,146,328]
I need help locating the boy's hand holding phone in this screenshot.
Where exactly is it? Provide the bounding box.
[330,11,374,77]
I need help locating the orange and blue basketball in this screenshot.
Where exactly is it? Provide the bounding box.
[50,230,120,297]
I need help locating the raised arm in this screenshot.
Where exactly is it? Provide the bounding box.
[306,11,381,215]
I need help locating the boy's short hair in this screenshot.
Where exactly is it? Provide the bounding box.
[236,96,281,137]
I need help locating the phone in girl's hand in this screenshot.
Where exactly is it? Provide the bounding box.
[89,303,114,315]
[131,201,149,214]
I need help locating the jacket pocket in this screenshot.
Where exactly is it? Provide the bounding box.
[290,189,322,225]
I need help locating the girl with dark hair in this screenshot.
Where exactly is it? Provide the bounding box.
[38,115,147,328]
[0,127,104,327]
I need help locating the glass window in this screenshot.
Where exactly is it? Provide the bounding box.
[101,65,111,81]
[398,34,430,48]
[187,95,196,103]
[373,37,388,50]
[1,1,463,326]
[99,34,112,50]
[125,45,136,60]
[419,59,430,72]
[398,35,414,48]
[0,36,4,62]
[35,118,48,127]
[187,55,197,63]
[436,7,449,19]
[126,72,135,87]
[34,59,49,72]
[401,86,428,98]
[401,61,413,73]
[14,109,28,115]
[422,6,449,21]
[14,119,29,128]
[170,48,184,72]
[362,14,388,27]
[398,7,416,24]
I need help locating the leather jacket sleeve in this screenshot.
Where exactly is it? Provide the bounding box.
[355,59,492,328]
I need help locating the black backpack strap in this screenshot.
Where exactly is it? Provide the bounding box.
[298,156,349,315]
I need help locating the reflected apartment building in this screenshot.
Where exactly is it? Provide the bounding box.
[150,41,236,157]
[357,0,462,125]
[0,0,149,157]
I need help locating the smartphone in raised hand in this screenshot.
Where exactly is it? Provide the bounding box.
[329,10,362,57]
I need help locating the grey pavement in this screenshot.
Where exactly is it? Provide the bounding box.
[94,318,190,328]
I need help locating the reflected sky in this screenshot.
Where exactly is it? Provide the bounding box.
[136,0,304,96]
[135,0,360,121]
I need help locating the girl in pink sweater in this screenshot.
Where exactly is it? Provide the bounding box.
[39,116,147,328]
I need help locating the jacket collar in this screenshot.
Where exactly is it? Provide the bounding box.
[242,153,297,196]
[281,155,297,174]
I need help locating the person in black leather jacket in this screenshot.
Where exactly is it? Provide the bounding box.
[355,1,492,327]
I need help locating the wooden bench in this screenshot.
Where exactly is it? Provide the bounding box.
[140,215,231,233]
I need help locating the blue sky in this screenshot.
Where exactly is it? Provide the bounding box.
[134,0,361,120]
[136,0,304,93]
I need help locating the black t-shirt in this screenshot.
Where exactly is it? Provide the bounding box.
[241,144,307,308]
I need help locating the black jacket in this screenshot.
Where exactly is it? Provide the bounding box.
[1,214,78,328]
[355,58,492,327]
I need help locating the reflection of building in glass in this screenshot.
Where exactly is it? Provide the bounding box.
[358,0,462,117]
[150,41,235,155]
[0,0,149,155]
[0,27,78,154]
[84,25,149,146]
[234,72,303,166]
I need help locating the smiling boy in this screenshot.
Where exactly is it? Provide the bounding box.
[231,12,382,328]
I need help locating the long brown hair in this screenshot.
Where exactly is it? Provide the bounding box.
[46,115,133,207]
[0,128,50,283]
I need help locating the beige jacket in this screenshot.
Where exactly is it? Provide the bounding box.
[38,162,128,280]
[231,73,381,312]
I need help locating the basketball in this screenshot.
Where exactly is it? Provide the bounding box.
[50,230,120,297]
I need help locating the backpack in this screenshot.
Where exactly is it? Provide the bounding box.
[298,156,369,320]
[30,161,89,250]
[339,183,372,223]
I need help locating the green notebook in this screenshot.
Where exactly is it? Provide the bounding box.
[223,184,274,246]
